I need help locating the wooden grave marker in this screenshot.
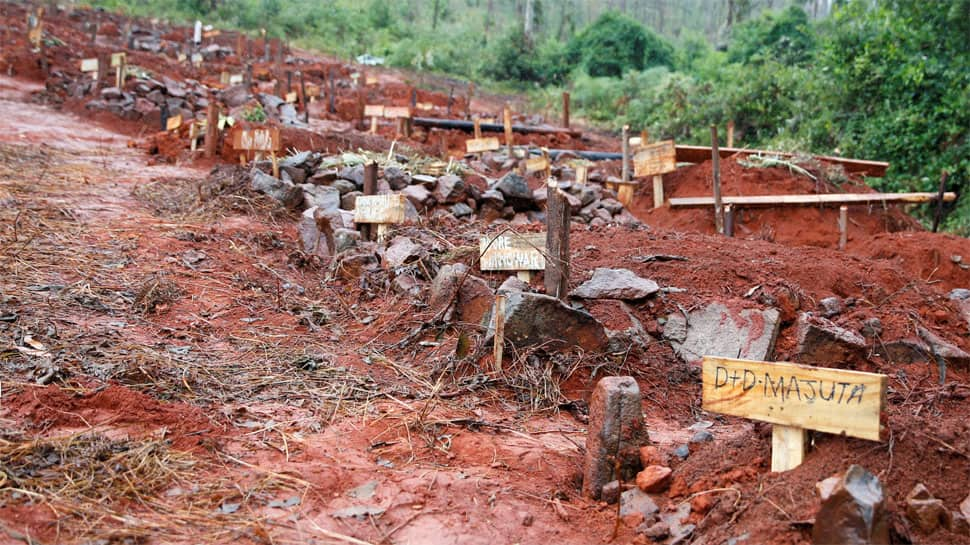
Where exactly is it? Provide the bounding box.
[27,9,43,49]
[165,114,183,132]
[479,232,546,282]
[111,52,127,88]
[80,58,99,76]
[285,91,297,103]
[702,356,886,472]
[466,137,500,154]
[364,105,384,133]
[633,139,677,209]
[231,126,281,177]
[354,194,407,244]
[384,106,413,137]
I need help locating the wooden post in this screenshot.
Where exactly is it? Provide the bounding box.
[299,71,309,123]
[115,54,126,88]
[562,91,570,129]
[159,103,169,132]
[724,204,734,237]
[262,29,269,61]
[89,21,97,45]
[838,205,848,250]
[493,294,507,374]
[236,33,244,59]
[727,120,735,148]
[503,104,513,157]
[246,37,253,60]
[465,83,474,119]
[361,162,378,241]
[96,53,108,90]
[771,425,807,473]
[932,171,948,233]
[447,86,454,116]
[270,150,279,179]
[286,70,292,94]
[711,125,725,235]
[473,118,482,139]
[204,102,219,158]
[544,180,570,300]
[410,87,417,109]
[621,125,630,183]
[244,64,253,89]
[653,175,664,209]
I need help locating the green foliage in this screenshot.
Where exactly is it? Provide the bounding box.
[566,11,673,78]
[241,104,266,123]
[728,6,815,64]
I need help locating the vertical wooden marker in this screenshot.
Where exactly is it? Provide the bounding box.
[727,120,735,148]
[204,102,219,158]
[544,180,570,300]
[299,71,309,123]
[328,69,336,114]
[838,205,848,250]
[465,83,474,119]
[653,175,664,209]
[361,162,378,241]
[772,425,807,473]
[711,125,725,235]
[621,125,630,183]
[724,204,734,237]
[503,104,513,157]
[493,294,507,374]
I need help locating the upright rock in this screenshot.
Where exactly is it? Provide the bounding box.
[905,483,948,533]
[813,465,889,545]
[795,313,867,366]
[428,264,493,326]
[493,172,535,211]
[488,292,609,352]
[583,376,649,500]
[251,170,303,209]
[663,303,780,364]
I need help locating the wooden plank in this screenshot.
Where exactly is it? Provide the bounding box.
[110,52,126,67]
[480,233,546,271]
[675,145,889,177]
[702,356,886,441]
[634,140,677,178]
[466,137,500,154]
[354,194,407,224]
[670,191,957,208]
[384,106,412,119]
[771,425,806,472]
[493,294,507,373]
[80,58,98,73]
[231,127,280,152]
[525,155,550,174]
[165,114,183,131]
[364,105,384,118]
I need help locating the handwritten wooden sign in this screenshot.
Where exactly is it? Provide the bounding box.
[203,29,221,39]
[479,233,546,271]
[110,52,126,67]
[633,140,676,178]
[166,114,183,131]
[190,53,203,66]
[231,127,280,152]
[702,356,886,441]
[364,105,384,118]
[417,102,434,110]
[466,137,500,154]
[383,106,412,119]
[525,156,550,174]
[229,74,244,85]
[80,58,99,73]
[354,194,407,224]
[285,91,297,103]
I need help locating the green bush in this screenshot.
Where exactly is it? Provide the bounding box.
[566,11,673,78]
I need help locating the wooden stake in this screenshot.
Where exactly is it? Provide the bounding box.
[360,162,378,241]
[447,86,454,116]
[621,125,630,183]
[376,224,389,245]
[244,64,253,88]
[771,425,807,472]
[516,271,532,283]
[932,171,948,233]
[473,118,482,140]
[727,120,735,148]
[189,121,198,151]
[204,102,219,158]
[640,129,649,146]
[652,175,664,209]
[286,70,292,94]
[711,125,725,235]
[503,104,513,157]
[236,33,244,59]
[270,150,279,179]
[465,83,474,119]
[493,294,507,374]
[328,69,336,114]
[838,205,848,250]
[544,180,570,300]
[562,91,570,129]
[96,53,108,90]
[724,204,734,237]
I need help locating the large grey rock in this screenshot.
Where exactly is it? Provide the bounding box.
[497,275,530,295]
[450,202,473,218]
[333,228,361,253]
[280,165,307,185]
[384,166,411,190]
[402,184,432,209]
[488,292,609,352]
[570,268,659,300]
[332,179,357,195]
[583,376,648,500]
[493,172,534,211]
[663,303,780,364]
[257,93,284,110]
[794,313,867,365]
[280,150,313,169]
[950,289,970,333]
[300,184,340,212]
[480,189,505,208]
[813,465,889,545]
[435,174,466,204]
[428,264,493,326]
[620,488,659,522]
[878,329,970,368]
[220,84,251,108]
[383,236,425,269]
[599,198,624,215]
[251,170,303,209]
[338,165,365,189]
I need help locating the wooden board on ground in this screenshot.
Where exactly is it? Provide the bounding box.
[702,356,886,441]
[384,106,412,119]
[479,233,546,271]
[231,127,281,152]
[354,194,407,224]
[669,191,958,208]
[80,58,98,73]
[165,114,183,131]
[633,140,676,178]
[466,137,500,154]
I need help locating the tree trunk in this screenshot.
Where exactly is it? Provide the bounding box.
[432,0,441,30]
[523,0,534,44]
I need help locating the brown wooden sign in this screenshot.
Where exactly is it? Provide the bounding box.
[166,114,183,131]
[383,106,412,119]
[466,137,500,154]
[633,140,677,178]
[525,156,550,174]
[364,105,385,117]
[231,127,281,152]
[479,233,546,271]
[354,194,407,224]
[80,58,99,73]
[110,52,126,67]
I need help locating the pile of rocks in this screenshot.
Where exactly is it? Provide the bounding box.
[70,74,212,123]
[220,85,307,127]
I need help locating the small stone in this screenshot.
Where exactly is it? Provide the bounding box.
[332,179,357,195]
[794,312,866,364]
[601,480,621,505]
[860,317,883,338]
[619,488,659,525]
[690,430,714,444]
[493,172,535,211]
[570,268,660,300]
[251,170,303,209]
[635,466,672,493]
[673,445,690,459]
[340,191,362,210]
[813,465,889,545]
[819,296,844,317]
[521,512,534,527]
[450,202,473,218]
[402,184,433,209]
[639,446,664,468]
[435,174,466,204]
[906,483,947,533]
[497,275,530,294]
[641,521,669,539]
